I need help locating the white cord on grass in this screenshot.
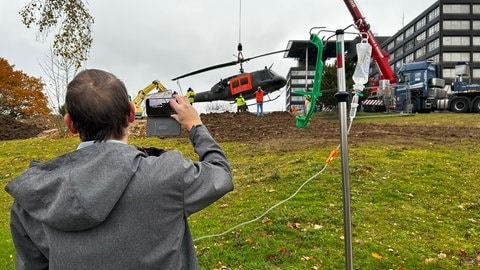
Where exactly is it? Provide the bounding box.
[194,158,331,242]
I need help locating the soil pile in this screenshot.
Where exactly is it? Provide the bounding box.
[0,115,44,140]
[2,112,480,146]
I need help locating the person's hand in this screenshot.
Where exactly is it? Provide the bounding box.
[169,94,203,131]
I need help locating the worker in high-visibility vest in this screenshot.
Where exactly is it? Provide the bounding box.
[186,88,195,104]
[235,94,247,112]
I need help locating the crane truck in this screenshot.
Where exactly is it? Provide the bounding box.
[343,0,480,113]
[131,80,169,118]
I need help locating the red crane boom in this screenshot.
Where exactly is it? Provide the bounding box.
[342,0,397,84]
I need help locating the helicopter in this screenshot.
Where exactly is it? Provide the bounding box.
[171,44,288,103]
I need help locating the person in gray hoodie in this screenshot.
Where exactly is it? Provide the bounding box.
[5,69,233,270]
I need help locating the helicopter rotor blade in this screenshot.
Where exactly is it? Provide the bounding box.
[172,60,239,81]
[240,49,289,63]
[171,49,290,81]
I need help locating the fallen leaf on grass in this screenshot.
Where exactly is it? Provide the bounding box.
[245,237,254,244]
[287,221,301,229]
[371,252,383,260]
[438,252,447,259]
[278,246,292,256]
[424,258,436,264]
[301,255,312,261]
[266,254,276,261]
[302,223,323,232]
[468,218,479,223]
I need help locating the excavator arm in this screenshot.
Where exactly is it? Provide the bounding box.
[132,80,168,118]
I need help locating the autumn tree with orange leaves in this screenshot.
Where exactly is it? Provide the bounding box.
[0,58,51,118]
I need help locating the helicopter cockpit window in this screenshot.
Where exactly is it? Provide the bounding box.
[240,77,249,85]
[229,73,253,96]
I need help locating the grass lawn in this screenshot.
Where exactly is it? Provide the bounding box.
[1,113,479,269]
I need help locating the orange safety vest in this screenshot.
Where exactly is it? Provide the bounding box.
[256,90,264,103]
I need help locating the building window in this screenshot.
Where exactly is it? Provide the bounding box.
[430,54,440,63]
[396,46,403,56]
[443,20,470,30]
[473,53,480,61]
[428,6,439,22]
[473,21,480,30]
[443,4,470,14]
[291,70,315,76]
[291,79,313,85]
[443,52,470,62]
[473,69,480,78]
[427,38,439,52]
[416,17,426,30]
[405,40,415,52]
[291,70,304,76]
[443,36,471,46]
[416,46,426,58]
[427,22,440,37]
[387,41,395,51]
[291,96,304,102]
[474,37,480,45]
[396,34,404,43]
[443,68,456,79]
[405,53,414,63]
[405,25,415,38]
[416,31,426,43]
[473,5,480,14]
[394,61,403,70]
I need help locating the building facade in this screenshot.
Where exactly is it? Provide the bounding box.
[382,0,480,84]
[283,40,321,113]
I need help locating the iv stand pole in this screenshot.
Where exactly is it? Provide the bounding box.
[334,29,353,270]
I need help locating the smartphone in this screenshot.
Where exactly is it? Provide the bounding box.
[145,94,181,137]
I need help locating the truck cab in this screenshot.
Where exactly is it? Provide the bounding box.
[394,61,446,113]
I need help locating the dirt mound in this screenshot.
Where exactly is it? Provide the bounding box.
[2,112,480,146]
[0,115,44,140]
[130,112,341,143]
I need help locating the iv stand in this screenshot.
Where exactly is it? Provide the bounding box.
[334,29,353,270]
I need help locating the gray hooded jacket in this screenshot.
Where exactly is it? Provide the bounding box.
[5,125,233,270]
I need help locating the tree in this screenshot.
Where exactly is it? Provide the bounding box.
[20,0,94,69]
[0,58,51,117]
[319,56,355,107]
[40,48,78,115]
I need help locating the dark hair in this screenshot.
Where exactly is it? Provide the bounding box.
[66,69,131,142]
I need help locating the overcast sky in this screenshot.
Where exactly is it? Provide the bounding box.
[1,0,436,112]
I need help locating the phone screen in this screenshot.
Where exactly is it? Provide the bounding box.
[146,98,175,116]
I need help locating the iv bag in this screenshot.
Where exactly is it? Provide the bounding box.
[352,40,372,86]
